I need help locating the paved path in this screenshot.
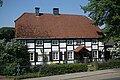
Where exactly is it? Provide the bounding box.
[23,69,120,80]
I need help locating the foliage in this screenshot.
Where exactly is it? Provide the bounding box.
[8,64,87,79]
[0,39,30,75]
[98,59,120,70]
[33,64,88,75]
[0,27,15,42]
[111,41,120,57]
[81,0,120,40]
[0,0,3,7]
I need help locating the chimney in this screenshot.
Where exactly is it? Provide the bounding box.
[35,7,40,16]
[53,8,59,16]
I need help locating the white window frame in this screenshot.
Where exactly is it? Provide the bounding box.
[36,40,43,45]
[52,40,58,45]
[52,51,59,60]
[21,40,26,45]
[67,40,73,45]
[92,39,98,44]
[29,52,34,61]
[93,51,98,58]
[67,51,73,60]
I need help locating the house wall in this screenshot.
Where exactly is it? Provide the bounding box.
[18,39,104,65]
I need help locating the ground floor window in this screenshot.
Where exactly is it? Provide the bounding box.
[52,52,59,60]
[93,51,98,58]
[67,51,73,60]
[29,52,34,61]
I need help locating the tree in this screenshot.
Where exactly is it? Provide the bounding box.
[0,0,3,7]
[0,27,15,42]
[0,39,30,75]
[81,0,120,40]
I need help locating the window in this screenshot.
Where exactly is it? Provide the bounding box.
[36,40,43,45]
[67,40,73,45]
[29,52,34,61]
[21,40,26,45]
[52,40,58,45]
[52,52,59,60]
[67,51,73,60]
[60,40,66,43]
[76,39,84,45]
[93,51,97,58]
[92,39,98,44]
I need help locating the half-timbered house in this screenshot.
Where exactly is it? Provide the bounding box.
[15,8,104,65]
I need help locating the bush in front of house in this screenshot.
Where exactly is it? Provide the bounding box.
[33,64,88,75]
[98,60,120,70]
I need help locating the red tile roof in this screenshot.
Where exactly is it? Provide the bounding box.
[15,13,103,39]
[75,46,89,52]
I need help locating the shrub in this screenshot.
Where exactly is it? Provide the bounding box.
[98,60,120,70]
[0,63,17,76]
[33,64,88,76]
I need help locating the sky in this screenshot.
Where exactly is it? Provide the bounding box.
[0,0,104,29]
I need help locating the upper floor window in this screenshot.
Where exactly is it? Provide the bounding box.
[76,39,84,45]
[92,39,98,44]
[60,40,66,43]
[67,40,73,45]
[20,40,26,45]
[36,40,43,45]
[52,40,58,45]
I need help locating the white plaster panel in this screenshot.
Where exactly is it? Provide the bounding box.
[85,42,91,46]
[60,61,63,64]
[99,47,104,51]
[99,42,104,46]
[30,62,35,65]
[52,46,59,51]
[60,49,66,52]
[74,46,79,49]
[86,47,91,51]
[67,61,74,64]
[60,43,66,48]
[28,49,34,52]
[62,55,64,60]
[67,46,73,50]
[92,45,98,49]
[27,43,34,48]
[38,56,43,61]
[44,49,51,53]
[44,43,51,48]
[36,62,43,65]
[36,46,43,48]
[36,49,42,55]
[51,61,59,64]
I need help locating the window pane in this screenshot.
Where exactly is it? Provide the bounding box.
[67,40,73,45]
[67,51,73,59]
[21,40,26,45]
[36,40,43,45]
[52,40,58,45]
[52,52,59,60]
[93,51,97,58]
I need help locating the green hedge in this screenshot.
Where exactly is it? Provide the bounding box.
[8,64,88,80]
[98,60,120,70]
[33,64,88,75]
